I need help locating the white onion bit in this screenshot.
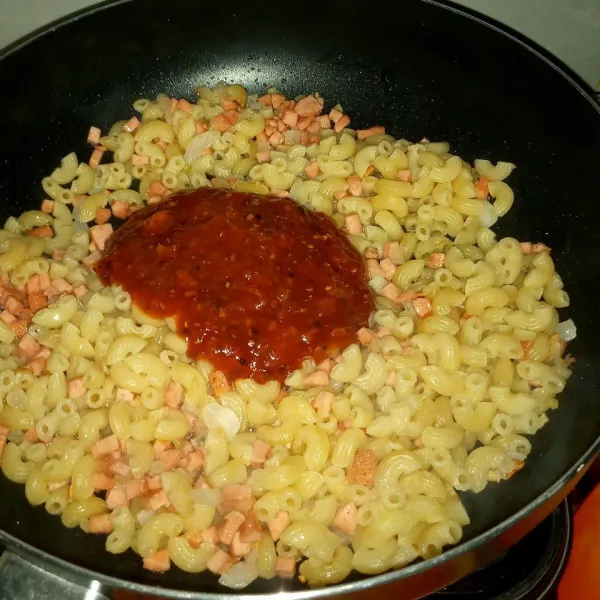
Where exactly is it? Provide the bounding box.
[190,488,220,507]
[257,142,271,153]
[72,217,89,232]
[284,130,297,145]
[368,275,387,294]
[479,200,499,228]
[202,402,241,440]
[184,131,221,164]
[218,559,259,589]
[157,95,173,124]
[289,179,303,202]
[136,509,155,526]
[557,319,577,342]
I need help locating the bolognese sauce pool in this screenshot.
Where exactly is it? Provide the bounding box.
[95,188,373,383]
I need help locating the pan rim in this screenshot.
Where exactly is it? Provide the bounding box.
[0,0,599,597]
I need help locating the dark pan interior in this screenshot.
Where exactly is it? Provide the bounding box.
[0,0,599,594]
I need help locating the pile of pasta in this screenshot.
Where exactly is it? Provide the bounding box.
[0,83,575,588]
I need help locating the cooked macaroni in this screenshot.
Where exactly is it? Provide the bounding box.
[0,83,574,588]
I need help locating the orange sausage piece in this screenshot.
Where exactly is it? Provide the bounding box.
[250,440,271,468]
[175,99,193,113]
[334,115,350,133]
[474,176,490,199]
[239,509,263,543]
[413,297,433,318]
[333,503,358,534]
[67,377,86,399]
[346,450,377,487]
[123,117,141,133]
[143,549,171,572]
[27,226,53,238]
[106,488,128,510]
[89,224,114,251]
[211,114,234,132]
[428,253,446,268]
[356,126,385,139]
[89,513,114,534]
[111,200,133,220]
[221,485,254,513]
[344,214,362,235]
[218,510,246,545]
[87,126,101,145]
[28,292,48,313]
[207,549,235,575]
[209,371,230,396]
[267,510,290,541]
[379,258,397,279]
[275,556,296,579]
[95,208,112,225]
[230,532,252,557]
[303,370,329,387]
[91,434,120,458]
[295,94,324,117]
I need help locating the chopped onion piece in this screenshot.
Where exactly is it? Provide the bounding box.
[330,379,345,393]
[245,549,257,566]
[157,94,173,124]
[184,130,221,164]
[222,132,235,145]
[284,130,297,145]
[479,200,499,228]
[218,559,259,590]
[257,142,271,153]
[369,275,387,294]
[136,509,155,526]
[190,488,220,507]
[557,318,577,342]
[202,402,241,440]
[73,217,89,232]
[289,179,303,202]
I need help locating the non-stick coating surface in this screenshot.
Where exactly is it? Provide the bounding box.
[0,0,599,595]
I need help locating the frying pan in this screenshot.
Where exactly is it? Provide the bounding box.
[0,0,599,597]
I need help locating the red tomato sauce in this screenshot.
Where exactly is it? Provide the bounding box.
[95,188,373,383]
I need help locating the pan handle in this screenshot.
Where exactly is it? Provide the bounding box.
[0,550,110,600]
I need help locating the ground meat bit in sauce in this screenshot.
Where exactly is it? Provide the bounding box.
[95,188,373,383]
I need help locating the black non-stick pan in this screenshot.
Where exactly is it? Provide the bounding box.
[0,0,599,598]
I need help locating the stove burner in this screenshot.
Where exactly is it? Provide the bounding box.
[431,501,571,599]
